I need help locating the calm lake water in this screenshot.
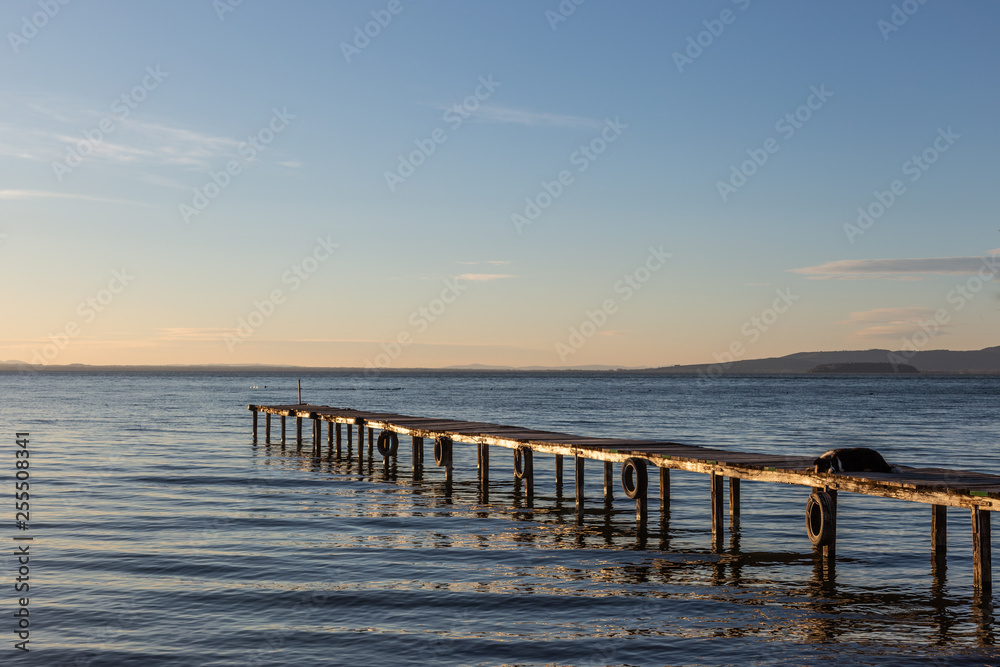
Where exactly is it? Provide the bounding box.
[1,371,997,666]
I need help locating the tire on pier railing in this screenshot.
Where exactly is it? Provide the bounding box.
[806,491,835,546]
[434,436,453,467]
[513,446,532,479]
[621,457,648,500]
[376,430,399,457]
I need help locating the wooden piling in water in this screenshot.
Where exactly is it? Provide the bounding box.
[555,454,563,484]
[265,413,271,443]
[729,477,741,531]
[335,423,342,456]
[711,472,724,550]
[312,415,320,453]
[575,455,584,510]
[972,507,992,593]
[280,415,286,445]
[604,461,614,501]
[932,504,947,558]
[413,435,423,467]
[296,417,302,447]
[660,467,670,514]
[252,409,257,441]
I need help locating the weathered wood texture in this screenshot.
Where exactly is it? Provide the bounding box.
[248,404,1000,511]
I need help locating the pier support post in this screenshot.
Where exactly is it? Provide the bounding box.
[335,423,342,456]
[280,416,286,445]
[312,416,320,453]
[729,477,740,531]
[327,420,333,446]
[265,413,271,444]
[660,467,670,514]
[711,472,724,551]
[972,507,992,594]
[480,443,490,501]
[604,462,614,501]
[412,436,423,467]
[296,417,302,448]
[252,409,258,442]
[368,428,374,456]
[575,456,584,510]
[555,454,563,485]
[932,504,947,559]
[346,423,353,450]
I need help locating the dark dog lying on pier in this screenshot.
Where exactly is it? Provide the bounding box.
[813,447,901,474]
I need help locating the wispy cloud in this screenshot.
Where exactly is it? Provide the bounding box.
[461,105,604,130]
[793,255,1000,279]
[840,307,948,339]
[456,260,512,266]
[0,189,152,207]
[456,273,516,282]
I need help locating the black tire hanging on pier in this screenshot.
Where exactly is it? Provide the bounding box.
[621,457,648,500]
[806,491,835,546]
[376,430,399,457]
[513,446,532,479]
[434,436,453,467]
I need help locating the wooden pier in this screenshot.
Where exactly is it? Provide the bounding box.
[248,403,997,594]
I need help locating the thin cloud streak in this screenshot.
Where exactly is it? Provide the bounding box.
[468,105,604,129]
[0,189,152,207]
[793,255,1000,279]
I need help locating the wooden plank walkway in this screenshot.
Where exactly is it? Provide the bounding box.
[248,403,996,594]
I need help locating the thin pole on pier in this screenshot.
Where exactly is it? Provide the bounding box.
[555,454,563,485]
[575,455,585,510]
[711,472,724,551]
[660,467,671,515]
[280,416,286,445]
[252,409,258,442]
[603,461,614,501]
[297,379,301,404]
[265,413,271,444]
[972,506,992,593]
[729,477,741,531]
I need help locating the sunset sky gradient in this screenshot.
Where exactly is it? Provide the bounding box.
[2,1,998,368]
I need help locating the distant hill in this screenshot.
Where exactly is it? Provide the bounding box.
[641,346,1000,375]
[808,362,919,374]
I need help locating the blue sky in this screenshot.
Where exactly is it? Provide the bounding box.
[2,0,998,368]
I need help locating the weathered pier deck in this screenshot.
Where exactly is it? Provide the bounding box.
[248,403,996,594]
